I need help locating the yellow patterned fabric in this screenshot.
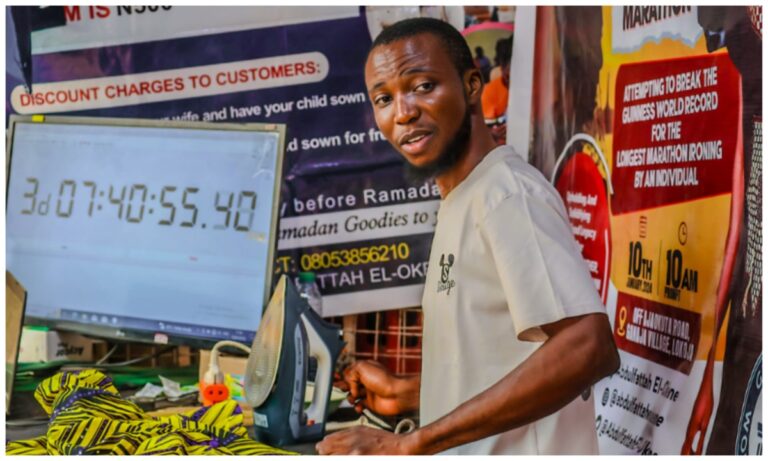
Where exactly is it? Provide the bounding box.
[6,370,296,455]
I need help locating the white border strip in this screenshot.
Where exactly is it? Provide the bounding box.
[323,284,424,316]
[507,5,537,162]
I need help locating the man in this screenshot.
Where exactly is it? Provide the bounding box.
[316,17,619,455]
[473,46,491,82]
[481,36,512,145]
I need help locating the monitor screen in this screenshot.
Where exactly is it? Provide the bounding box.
[6,116,285,346]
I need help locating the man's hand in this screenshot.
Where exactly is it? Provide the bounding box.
[337,360,419,416]
[316,427,417,455]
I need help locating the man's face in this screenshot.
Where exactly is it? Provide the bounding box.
[365,33,471,177]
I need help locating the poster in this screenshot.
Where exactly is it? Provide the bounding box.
[518,5,762,455]
[6,6,472,316]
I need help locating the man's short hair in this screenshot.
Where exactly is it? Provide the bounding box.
[369,17,475,78]
[495,35,513,67]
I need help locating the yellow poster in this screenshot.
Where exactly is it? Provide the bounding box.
[525,5,762,455]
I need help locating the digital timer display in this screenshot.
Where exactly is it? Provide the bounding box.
[17,179,259,231]
[6,119,284,343]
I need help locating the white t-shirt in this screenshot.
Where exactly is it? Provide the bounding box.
[419,146,605,455]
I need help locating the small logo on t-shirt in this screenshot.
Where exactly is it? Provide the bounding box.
[437,253,456,295]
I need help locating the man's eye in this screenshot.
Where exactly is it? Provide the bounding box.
[374,95,392,106]
[415,82,435,92]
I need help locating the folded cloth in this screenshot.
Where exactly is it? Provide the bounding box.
[6,369,296,455]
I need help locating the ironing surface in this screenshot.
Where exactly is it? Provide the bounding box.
[5,369,296,455]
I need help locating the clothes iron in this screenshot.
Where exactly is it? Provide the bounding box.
[244,275,345,447]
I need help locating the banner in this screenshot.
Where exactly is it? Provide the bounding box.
[520,5,761,455]
[6,6,476,316]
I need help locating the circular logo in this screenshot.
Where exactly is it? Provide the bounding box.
[736,354,762,455]
[678,222,688,245]
[553,134,612,305]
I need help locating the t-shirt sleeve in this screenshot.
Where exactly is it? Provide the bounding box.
[479,187,606,342]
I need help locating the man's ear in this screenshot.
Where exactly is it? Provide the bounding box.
[464,68,483,105]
